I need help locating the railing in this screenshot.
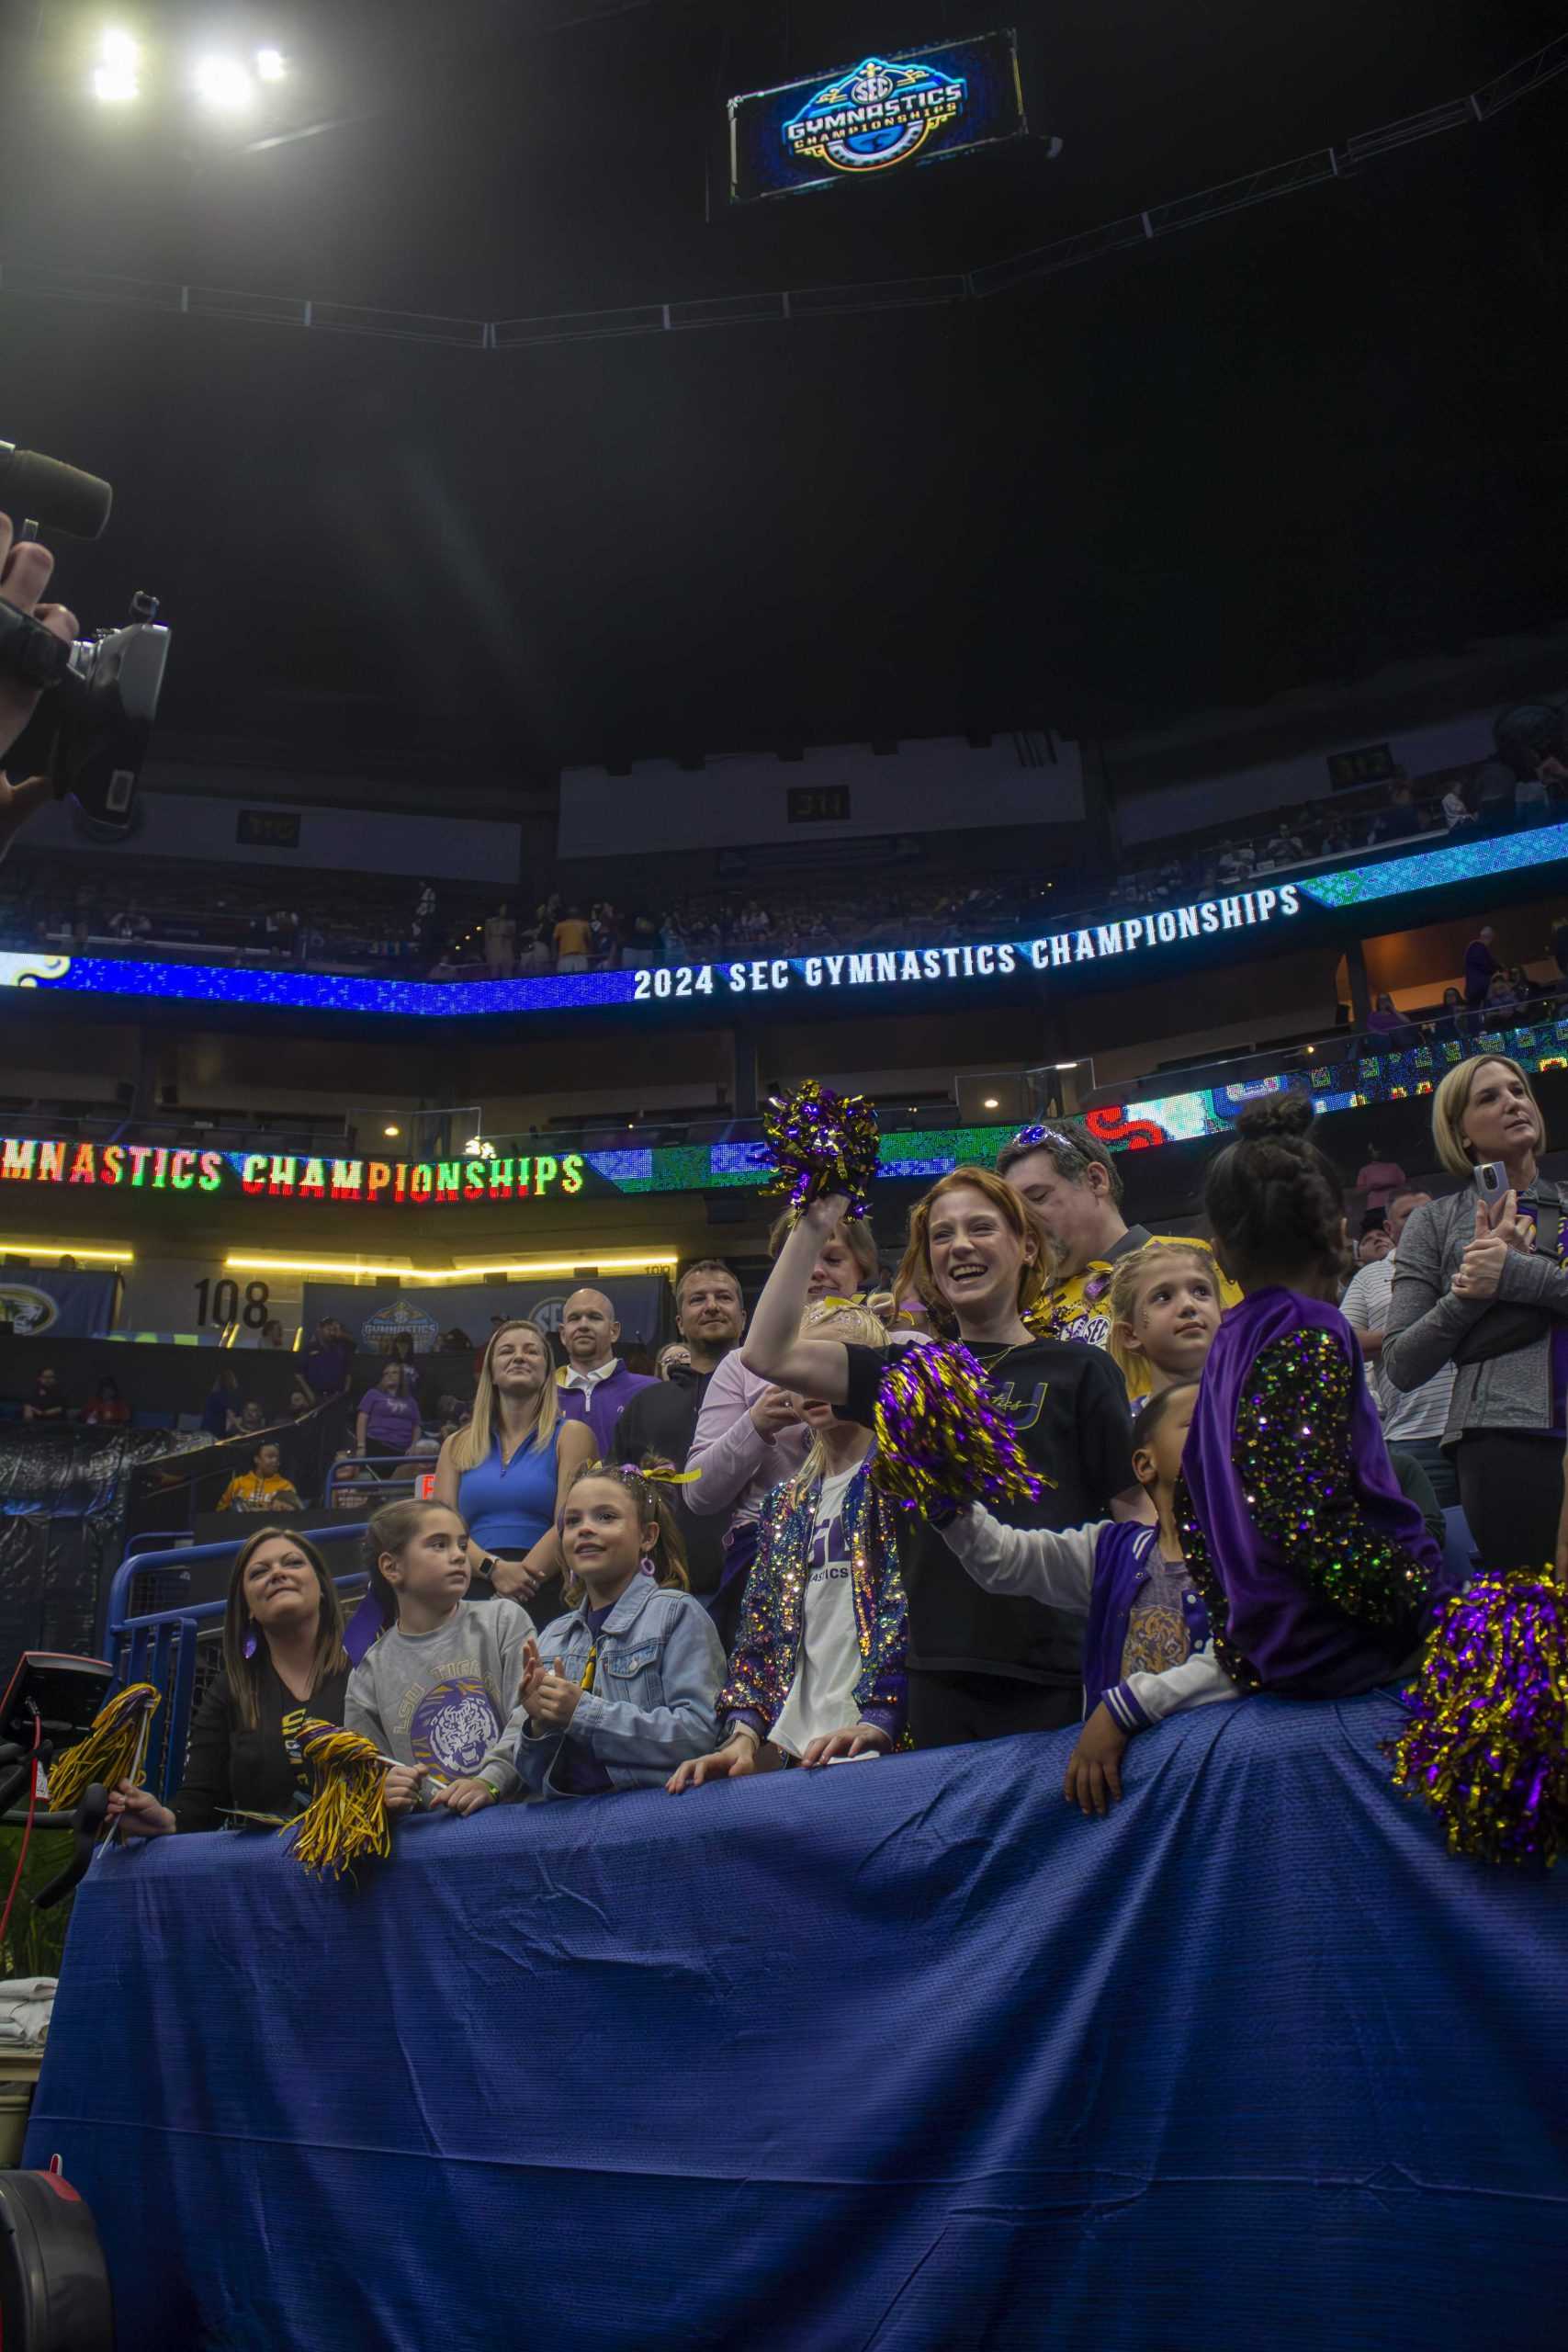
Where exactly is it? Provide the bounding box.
[326,1452,436,1506]
[105,1526,370,1804]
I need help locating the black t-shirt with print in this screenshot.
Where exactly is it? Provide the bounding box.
[836,1337,1136,1687]
[171,1652,350,1831]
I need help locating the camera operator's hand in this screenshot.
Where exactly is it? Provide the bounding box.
[0,513,75,854]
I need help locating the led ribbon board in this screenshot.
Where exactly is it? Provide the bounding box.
[728,30,1026,204]
[1,825,1562,1023]
[2,1010,1564,1219]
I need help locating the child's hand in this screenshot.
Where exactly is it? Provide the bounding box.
[524,1657,581,1730]
[1063,1704,1129,1816]
[517,1634,542,1701]
[106,1779,175,1838]
[666,1734,761,1793]
[428,1776,496,1816]
[382,1763,426,1815]
[800,1724,892,1768]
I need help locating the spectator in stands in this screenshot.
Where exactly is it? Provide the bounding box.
[439,1327,473,1353]
[656,1341,692,1379]
[107,1527,350,1835]
[1435,985,1467,1037]
[1354,1143,1407,1215]
[1506,965,1536,1008]
[302,1318,354,1398]
[669,1300,905,1791]
[1442,782,1475,831]
[556,1289,656,1453]
[553,905,592,973]
[382,1331,421,1392]
[82,1375,130,1427]
[288,1379,316,1422]
[613,1262,749,1613]
[998,1122,1240,1350]
[219,1442,303,1515]
[22,1367,69,1422]
[203,1365,243,1439]
[482,902,516,978]
[1340,1189,1456,1509]
[1552,912,1568,983]
[237,1399,269,1437]
[1355,1226,1393,1268]
[355,1363,422,1475]
[745,1175,1142,1748]
[1463,924,1499,1010]
[589,902,621,968]
[1485,970,1523,1018]
[1179,1097,1449,1701]
[688,1206,878,1627]
[1383,1056,1568,1572]
[1366,991,1409,1040]
[434,1320,595,1622]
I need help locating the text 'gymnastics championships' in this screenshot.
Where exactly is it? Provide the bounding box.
[643,885,1303,1000]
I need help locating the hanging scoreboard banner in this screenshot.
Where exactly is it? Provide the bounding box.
[728,30,1026,204]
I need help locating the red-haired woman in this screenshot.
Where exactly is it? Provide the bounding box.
[742,1169,1144,1748]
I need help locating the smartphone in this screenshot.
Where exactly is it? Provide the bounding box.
[1472,1160,1509,1204]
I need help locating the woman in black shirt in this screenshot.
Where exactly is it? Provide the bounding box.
[743,1172,1141,1748]
[106,1526,351,1835]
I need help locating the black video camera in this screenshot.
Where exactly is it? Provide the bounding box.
[0,441,169,834]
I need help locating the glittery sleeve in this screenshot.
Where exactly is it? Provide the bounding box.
[1235,1329,1429,1627]
[716,1493,787,1728]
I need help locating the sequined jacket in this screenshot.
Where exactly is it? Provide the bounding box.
[719,1463,910,1747]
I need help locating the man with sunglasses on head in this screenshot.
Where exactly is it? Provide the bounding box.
[997,1122,1241,1351]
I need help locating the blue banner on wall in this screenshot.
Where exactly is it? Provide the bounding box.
[729,30,1026,204]
[0,1268,118,1338]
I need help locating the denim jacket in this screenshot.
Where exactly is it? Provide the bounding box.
[504,1574,726,1799]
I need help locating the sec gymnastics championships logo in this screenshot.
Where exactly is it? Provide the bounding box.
[784,55,967,175]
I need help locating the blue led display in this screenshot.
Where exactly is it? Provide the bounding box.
[0,824,1560,1025]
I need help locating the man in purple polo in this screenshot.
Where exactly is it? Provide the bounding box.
[555,1287,656,1455]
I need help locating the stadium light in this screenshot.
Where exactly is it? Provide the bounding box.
[383,1123,400,1137]
[91,28,141,102]
[983,1096,999,1109]
[255,47,288,83]
[194,55,254,111]
[0,1240,133,1263]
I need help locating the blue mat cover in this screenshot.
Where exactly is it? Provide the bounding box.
[26,1695,1568,2350]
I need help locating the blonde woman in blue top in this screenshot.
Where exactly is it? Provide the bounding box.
[434,1318,594,1624]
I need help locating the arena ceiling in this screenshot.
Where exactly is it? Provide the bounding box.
[0,2,1562,783]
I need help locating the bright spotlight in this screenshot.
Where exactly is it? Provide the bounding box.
[92,64,140,103]
[194,56,254,111]
[255,47,288,83]
[383,1124,400,1138]
[100,28,140,69]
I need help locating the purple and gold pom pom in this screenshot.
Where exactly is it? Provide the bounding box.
[1390,1572,1568,1869]
[870,1340,1053,1515]
[761,1080,880,1219]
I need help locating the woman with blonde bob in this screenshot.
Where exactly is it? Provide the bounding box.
[1383,1054,1568,1568]
[741,1168,1141,1750]
[434,1317,595,1624]
[106,1525,350,1836]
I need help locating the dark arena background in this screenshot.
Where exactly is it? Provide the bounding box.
[0,4,1564,2347]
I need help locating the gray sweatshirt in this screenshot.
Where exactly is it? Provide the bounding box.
[345,1596,535,1797]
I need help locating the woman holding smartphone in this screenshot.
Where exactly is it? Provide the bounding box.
[1382,1056,1568,1569]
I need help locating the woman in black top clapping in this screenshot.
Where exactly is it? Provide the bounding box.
[106,1526,350,1835]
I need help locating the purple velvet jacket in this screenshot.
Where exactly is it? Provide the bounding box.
[1178,1286,1456,1698]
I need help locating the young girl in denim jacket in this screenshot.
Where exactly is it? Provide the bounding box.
[457,1459,726,1804]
